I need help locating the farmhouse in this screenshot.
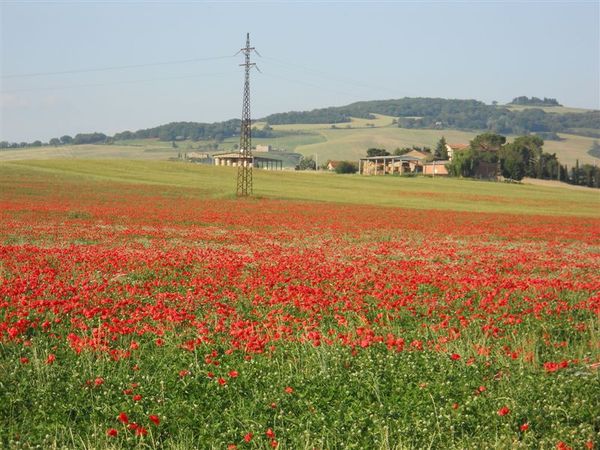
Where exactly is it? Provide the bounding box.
[326,160,340,171]
[445,143,469,161]
[213,152,283,170]
[358,155,422,175]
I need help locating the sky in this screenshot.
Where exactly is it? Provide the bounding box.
[1,1,599,142]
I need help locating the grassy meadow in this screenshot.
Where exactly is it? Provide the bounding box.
[2,159,599,217]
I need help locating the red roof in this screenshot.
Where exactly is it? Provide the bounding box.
[447,143,469,150]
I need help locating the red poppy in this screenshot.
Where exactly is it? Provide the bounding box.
[118,412,129,424]
[228,370,239,378]
[450,353,461,361]
[244,432,253,442]
[284,386,294,394]
[497,406,510,416]
[132,394,142,401]
[149,414,160,425]
[520,423,529,432]
[106,428,118,437]
[266,428,275,439]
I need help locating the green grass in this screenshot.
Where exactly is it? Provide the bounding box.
[2,160,598,217]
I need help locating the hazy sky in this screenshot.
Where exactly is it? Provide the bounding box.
[1,1,599,142]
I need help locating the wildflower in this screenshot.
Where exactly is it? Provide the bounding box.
[450,353,461,361]
[520,423,529,432]
[284,386,294,394]
[244,432,253,443]
[46,353,56,365]
[118,412,129,424]
[132,394,142,401]
[218,377,227,386]
[228,370,238,378]
[266,428,275,439]
[106,428,118,437]
[94,377,104,386]
[20,357,29,364]
[135,426,147,436]
[452,403,459,410]
[270,440,278,448]
[497,406,510,416]
[149,414,160,425]
[179,369,190,378]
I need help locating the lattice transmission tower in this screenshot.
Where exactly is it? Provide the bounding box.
[236,33,259,197]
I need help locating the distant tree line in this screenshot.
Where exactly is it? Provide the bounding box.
[263,98,599,138]
[1,133,108,149]
[509,96,561,106]
[0,122,280,150]
[263,109,351,125]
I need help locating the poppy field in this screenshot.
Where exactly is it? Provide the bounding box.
[0,163,599,449]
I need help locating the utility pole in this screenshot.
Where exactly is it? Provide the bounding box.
[236,33,259,197]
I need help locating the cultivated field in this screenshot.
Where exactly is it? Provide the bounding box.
[1,160,599,449]
[504,105,593,114]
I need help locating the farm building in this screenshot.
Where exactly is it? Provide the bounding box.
[254,144,272,153]
[326,161,340,171]
[445,143,469,161]
[404,149,431,162]
[213,152,283,170]
[186,152,212,164]
[358,155,422,175]
[422,161,449,176]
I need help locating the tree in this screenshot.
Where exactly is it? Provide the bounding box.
[366,148,389,157]
[335,161,358,174]
[296,156,316,171]
[470,133,506,152]
[60,135,73,145]
[49,138,61,146]
[434,136,448,160]
[498,144,526,180]
[32,140,42,147]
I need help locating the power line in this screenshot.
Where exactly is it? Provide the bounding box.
[261,55,405,97]
[0,71,237,94]
[1,55,235,79]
